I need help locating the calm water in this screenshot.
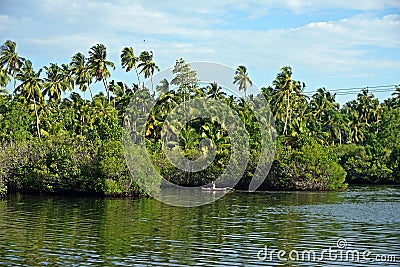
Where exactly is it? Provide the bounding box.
[0,186,399,266]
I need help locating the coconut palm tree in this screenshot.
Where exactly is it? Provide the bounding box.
[15,60,43,138]
[0,40,25,93]
[61,63,75,92]
[233,65,252,99]
[70,52,93,100]
[87,44,115,102]
[392,85,400,96]
[157,90,179,117]
[309,88,338,116]
[121,47,141,88]
[43,63,72,103]
[156,78,169,95]
[207,82,226,100]
[138,51,159,96]
[272,66,305,135]
[392,85,400,106]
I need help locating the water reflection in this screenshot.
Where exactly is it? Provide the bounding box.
[0,186,399,266]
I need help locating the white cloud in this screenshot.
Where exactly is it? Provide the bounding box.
[0,0,399,96]
[0,15,10,33]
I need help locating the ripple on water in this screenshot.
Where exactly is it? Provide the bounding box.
[0,186,399,266]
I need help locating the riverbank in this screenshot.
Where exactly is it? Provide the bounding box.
[1,135,398,198]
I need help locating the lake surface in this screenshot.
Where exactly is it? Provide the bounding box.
[0,186,399,266]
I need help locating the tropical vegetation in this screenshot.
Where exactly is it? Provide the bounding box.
[0,40,399,197]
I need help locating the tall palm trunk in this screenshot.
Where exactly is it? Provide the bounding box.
[103,77,110,103]
[12,59,17,93]
[88,82,94,101]
[283,90,290,135]
[13,70,16,94]
[134,66,141,89]
[33,96,41,139]
[150,74,154,97]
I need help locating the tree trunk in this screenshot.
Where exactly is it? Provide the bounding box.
[13,70,16,94]
[33,96,41,139]
[103,78,110,103]
[283,90,290,135]
[134,66,141,89]
[88,83,94,101]
[150,74,154,97]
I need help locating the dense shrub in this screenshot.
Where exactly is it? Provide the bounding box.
[0,136,142,196]
[264,142,347,190]
[335,143,393,184]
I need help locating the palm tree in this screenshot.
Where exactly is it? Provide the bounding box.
[233,65,252,99]
[70,52,93,100]
[157,90,179,117]
[92,92,115,119]
[43,63,71,103]
[156,78,169,95]
[15,60,43,138]
[138,51,159,96]
[393,85,400,96]
[392,85,400,106]
[207,82,226,99]
[121,47,141,88]
[307,87,340,143]
[0,40,24,93]
[272,66,305,135]
[355,89,381,134]
[309,88,338,116]
[87,44,115,102]
[61,63,75,92]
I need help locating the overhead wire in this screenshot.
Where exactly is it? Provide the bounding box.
[303,84,399,96]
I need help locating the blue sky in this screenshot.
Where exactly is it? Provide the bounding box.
[1,0,399,104]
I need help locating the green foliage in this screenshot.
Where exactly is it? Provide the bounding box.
[266,142,347,190]
[388,145,400,182]
[0,40,399,198]
[98,140,138,196]
[335,142,393,183]
[0,98,33,142]
[0,136,142,196]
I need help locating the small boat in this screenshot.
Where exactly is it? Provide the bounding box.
[202,181,233,191]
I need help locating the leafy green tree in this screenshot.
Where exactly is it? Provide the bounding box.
[170,58,198,107]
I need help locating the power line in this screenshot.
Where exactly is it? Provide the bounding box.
[303,84,399,96]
